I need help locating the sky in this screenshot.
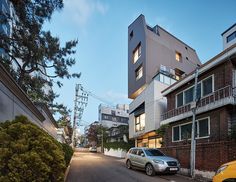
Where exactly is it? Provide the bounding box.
[44,0,236,133]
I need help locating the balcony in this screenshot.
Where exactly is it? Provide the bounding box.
[161,85,236,124]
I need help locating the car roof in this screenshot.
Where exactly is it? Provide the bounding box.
[130,147,158,150]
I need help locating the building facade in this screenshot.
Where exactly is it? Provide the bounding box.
[98,104,129,128]
[128,14,201,148]
[160,25,236,177]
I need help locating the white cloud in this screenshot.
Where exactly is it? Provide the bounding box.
[63,0,109,27]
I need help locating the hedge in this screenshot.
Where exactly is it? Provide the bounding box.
[104,141,134,151]
[0,115,73,182]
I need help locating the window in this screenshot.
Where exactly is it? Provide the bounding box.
[135,113,145,132]
[155,73,176,85]
[184,87,194,104]
[176,92,183,107]
[175,75,214,108]
[202,76,213,96]
[173,126,180,141]
[135,65,143,80]
[133,43,141,63]
[227,31,236,43]
[198,118,209,137]
[175,52,182,62]
[129,31,133,40]
[172,118,210,142]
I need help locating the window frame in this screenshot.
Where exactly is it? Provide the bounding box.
[172,117,210,142]
[133,43,141,64]
[135,65,143,80]
[175,75,214,108]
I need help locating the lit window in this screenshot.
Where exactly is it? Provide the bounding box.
[135,113,145,132]
[175,52,182,62]
[135,66,143,80]
[133,43,141,63]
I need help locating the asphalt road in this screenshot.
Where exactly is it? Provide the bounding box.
[66,151,196,182]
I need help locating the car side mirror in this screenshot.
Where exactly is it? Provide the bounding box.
[141,153,145,157]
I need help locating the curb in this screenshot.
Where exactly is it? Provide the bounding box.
[64,152,74,182]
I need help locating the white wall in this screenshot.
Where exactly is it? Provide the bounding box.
[129,79,168,139]
[104,148,127,158]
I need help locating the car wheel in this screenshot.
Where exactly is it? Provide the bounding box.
[126,160,132,169]
[145,163,155,176]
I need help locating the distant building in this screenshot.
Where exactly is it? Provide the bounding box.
[98,104,129,128]
[128,14,201,148]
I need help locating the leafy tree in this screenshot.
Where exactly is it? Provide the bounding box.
[0,0,80,117]
[0,116,69,182]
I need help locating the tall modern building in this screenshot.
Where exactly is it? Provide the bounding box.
[128,14,201,147]
[98,104,129,128]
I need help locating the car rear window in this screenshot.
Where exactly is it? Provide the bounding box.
[144,149,165,156]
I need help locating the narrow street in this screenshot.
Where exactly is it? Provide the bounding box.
[66,151,197,182]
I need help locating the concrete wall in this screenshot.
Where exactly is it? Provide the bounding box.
[104,148,127,158]
[129,80,168,139]
[128,14,200,99]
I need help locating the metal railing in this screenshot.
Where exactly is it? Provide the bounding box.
[161,85,234,121]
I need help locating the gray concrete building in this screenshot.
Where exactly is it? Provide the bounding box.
[128,14,201,147]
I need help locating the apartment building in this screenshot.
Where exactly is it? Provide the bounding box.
[160,24,236,176]
[98,104,129,128]
[128,14,201,148]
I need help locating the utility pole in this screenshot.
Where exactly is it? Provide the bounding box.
[190,68,199,178]
[72,84,88,148]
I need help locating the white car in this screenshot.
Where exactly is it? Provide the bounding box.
[89,146,97,152]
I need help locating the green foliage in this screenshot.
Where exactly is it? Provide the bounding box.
[61,143,73,166]
[155,124,169,137]
[0,0,80,118]
[0,116,68,182]
[104,141,135,152]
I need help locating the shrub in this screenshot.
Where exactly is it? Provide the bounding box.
[0,116,66,182]
[104,141,135,151]
[61,143,73,166]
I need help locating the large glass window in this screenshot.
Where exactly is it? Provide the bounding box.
[172,118,210,142]
[135,113,145,132]
[202,76,213,96]
[133,43,141,63]
[135,66,143,80]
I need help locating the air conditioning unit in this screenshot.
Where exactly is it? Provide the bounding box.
[170,68,175,75]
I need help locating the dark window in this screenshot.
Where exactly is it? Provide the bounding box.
[197,83,201,99]
[131,149,137,155]
[198,118,209,137]
[227,31,236,43]
[144,149,165,156]
[202,76,213,96]
[111,110,115,116]
[184,87,194,104]
[181,123,192,140]
[129,31,133,40]
[173,126,180,141]
[177,92,183,107]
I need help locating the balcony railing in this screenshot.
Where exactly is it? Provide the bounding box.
[161,85,235,121]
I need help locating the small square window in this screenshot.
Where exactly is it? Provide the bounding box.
[135,65,143,80]
[175,51,182,62]
[133,43,141,63]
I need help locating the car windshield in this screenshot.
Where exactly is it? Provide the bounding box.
[144,149,165,156]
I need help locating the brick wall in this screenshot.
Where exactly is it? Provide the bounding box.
[160,140,236,171]
[166,61,233,111]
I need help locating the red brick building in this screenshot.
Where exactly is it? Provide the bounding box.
[160,43,236,178]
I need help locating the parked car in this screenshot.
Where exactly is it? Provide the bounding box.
[125,147,180,176]
[89,146,97,152]
[213,160,236,182]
